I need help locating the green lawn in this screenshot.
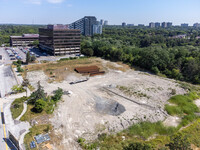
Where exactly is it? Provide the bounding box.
[165,92,200,126]
[10,96,28,119]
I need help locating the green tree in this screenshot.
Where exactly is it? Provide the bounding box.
[17,66,24,72]
[34,99,46,113]
[22,78,30,97]
[52,87,63,102]
[32,40,39,47]
[166,133,191,150]
[26,51,31,64]
[11,85,25,93]
[31,55,36,62]
[81,48,94,56]
[29,81,46,104]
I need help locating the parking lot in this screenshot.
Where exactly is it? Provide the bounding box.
[0,47,13,64]
[0,48,17,97]
[1,46,82,64]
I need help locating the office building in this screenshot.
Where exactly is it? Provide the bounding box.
[162,22,167,28]
[181,23,189,27]
[155,22,161,27]
[39,24,81,56]
[69,16,98,36]
[100,19,104,25]
[167,22,172,27]
[138,24,145,27]
[162,22,173,28]
[10,34,39,47]
[122,22,126,27]
[104,20,108,26]
[96,21,100,25]
[149,22,155,28]
[127,24,134,27]
[193,23,200,28]
[93,25,102,34]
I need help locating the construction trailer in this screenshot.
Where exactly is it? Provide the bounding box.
[75,65,105,76]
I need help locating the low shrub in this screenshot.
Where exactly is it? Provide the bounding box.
[52,87,63,102]
[11,85,25,93]
[165,105,182,115]
[123,142,152,150]
[127,122,176,139]
[165,92,200,127]
[33,99,47,113]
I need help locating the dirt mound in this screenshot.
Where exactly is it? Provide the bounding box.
[95,97,126,116]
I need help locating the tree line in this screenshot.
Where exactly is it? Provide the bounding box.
[0,24,44,45]
[81,26,200,84]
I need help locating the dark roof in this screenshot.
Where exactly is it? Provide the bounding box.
[75,66,100,73]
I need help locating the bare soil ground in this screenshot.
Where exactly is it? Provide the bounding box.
[195,99,200,108]
[26,58,186,150]
[163,116,181,127]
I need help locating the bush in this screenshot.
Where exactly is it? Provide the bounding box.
[52,87,63,102]
[17,66,24,72]
[31,55,36,62]
[34,99,46,113]
[170,89,176,95]
[123,142,152,150]
[165,105,182,115]
[77,138,86,147]
[165,92,200,126]
[58,58,70,61]
[181,114,197,126]
[45,101,54,114]
[98,133,107,141]
[127,122,176,139]
[69,57,77,60]
[151,66,160,74]
[81,48,94,56]
[166,133,191,150]
[166,93,200,116]
[13,60,22,66]
[11,85,25,93]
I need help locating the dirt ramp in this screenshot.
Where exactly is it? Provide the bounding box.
[95,97,126,116]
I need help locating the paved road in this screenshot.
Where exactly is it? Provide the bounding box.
[0,106,8,150]
[0,48,12,65]
[0,48,18,150]
[0,65,17,98]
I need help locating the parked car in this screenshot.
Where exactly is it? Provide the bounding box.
[80,54,85,57]
[16,56,22,60]
[10,57,16,60]
[30,52,34,55]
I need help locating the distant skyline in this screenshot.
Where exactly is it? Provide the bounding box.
[0,0,200,25]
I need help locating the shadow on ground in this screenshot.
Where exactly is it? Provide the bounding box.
[3,138,18,150]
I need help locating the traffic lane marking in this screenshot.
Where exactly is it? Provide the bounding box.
[1,107,8,150]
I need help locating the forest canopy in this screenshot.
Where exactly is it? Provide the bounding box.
[81,26,200,84]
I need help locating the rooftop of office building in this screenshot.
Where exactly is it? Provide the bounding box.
[10,34,39,38]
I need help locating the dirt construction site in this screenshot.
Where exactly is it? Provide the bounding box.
[25,58,186,149]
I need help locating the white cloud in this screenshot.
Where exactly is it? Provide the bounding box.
[46,0,65,3]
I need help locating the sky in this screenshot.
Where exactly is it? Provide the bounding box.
[0,0,200,25]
